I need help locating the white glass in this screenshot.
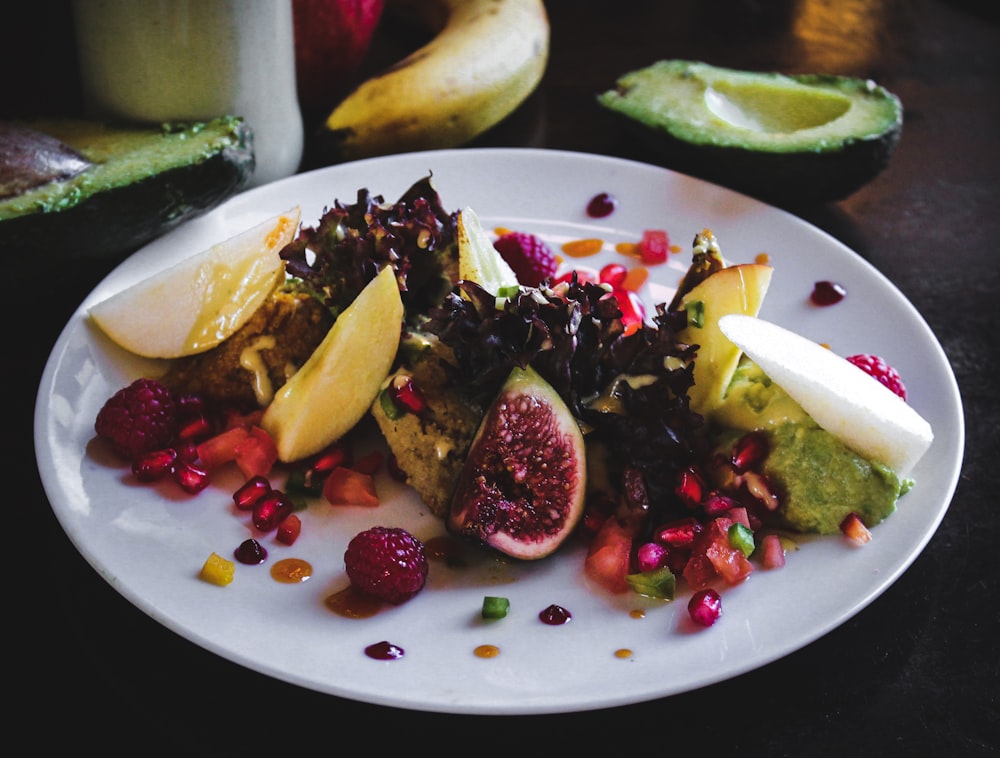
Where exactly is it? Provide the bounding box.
[72,0,304,187]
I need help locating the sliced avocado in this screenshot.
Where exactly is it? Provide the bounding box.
[0,116,254,260]
[598,60,903,203]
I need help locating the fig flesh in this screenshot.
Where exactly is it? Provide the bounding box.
[448,365,586,560]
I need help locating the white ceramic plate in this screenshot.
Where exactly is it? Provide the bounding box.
[36,148,963,715]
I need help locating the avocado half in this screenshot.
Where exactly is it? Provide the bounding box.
[598,60,903,203]
[0,116,254,261]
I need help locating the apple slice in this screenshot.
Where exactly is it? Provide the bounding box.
[676,262,773,415]
[457,206,519,294]
[718,314,933,475]
[90,208,300,359]
[261,265,403,462]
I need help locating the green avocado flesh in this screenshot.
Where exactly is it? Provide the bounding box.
[598,60,903,202]
[712,359,906,534]
[0,116,253,260]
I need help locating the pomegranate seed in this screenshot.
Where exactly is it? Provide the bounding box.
[656,517,703,548]
[637,542,669,572]
[810,280,846,306]
[586,192,616,218]
[174,440,199,463]
[703,492,738,516]
[674,467,705,508]
[390,375,427,415]
[233,475,271,510]
[731,432,768,471]
[311,445,350,475]
[131,448,177,482]
[170,459,210,494]
[252,490,294,531]
[599,262,628,288]
[234,538,268,565]
[688,588,722,627]
[177,414,212,442]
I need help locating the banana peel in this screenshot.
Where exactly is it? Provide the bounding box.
[317,0,549,162]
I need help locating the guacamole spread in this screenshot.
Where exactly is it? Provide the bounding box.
[711,358,911,534]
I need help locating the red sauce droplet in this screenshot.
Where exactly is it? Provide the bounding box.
[365,640,404,660]
[810,280,846,305]
[586,192,617,218]
[539,604,572,625]
[234,538,267,565]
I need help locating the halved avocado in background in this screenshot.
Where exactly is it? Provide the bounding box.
[0,116,254,260]
[598,60,903,203]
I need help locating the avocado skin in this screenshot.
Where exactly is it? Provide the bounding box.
[0,117,254,261]
[598,61,903,204]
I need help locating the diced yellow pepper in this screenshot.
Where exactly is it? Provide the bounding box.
[199,552,235,586]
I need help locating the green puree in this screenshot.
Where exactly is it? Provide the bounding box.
[711,359,910,534]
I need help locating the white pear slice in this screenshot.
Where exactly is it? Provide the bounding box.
[457,206,519,294]
[90,208,300,358]
[261,265,404,462]
[718,314,933,476]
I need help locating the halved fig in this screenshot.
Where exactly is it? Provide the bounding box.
[448,365,586,560]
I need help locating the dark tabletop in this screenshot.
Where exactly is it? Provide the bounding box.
[10,1,998,754]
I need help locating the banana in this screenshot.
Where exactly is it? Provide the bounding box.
[320,0,549,161]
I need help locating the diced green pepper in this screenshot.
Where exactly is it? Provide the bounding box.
[728,522,755,557]
[481,596,511,619]
[378,387,403,420]
[625,566,676,599]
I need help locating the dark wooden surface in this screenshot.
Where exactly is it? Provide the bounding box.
[11,1,998,754]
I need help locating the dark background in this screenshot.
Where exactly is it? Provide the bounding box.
[8,1,998,754]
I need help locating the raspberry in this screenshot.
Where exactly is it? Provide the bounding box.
[344,526,429,604]
[95,378,179,460]
[493,231,557,287]
[846,354,908,400]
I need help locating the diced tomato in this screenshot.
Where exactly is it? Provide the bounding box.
[638,229,669,265]
[703,518,753,585]
[840,512,873,545]
[233,426,278,479]
[196,426,250,470]
[725,506,751,529]
[584,517,632,594]
[276,513,302,545]
[760,533,786,569]
[682,552,717,589]
[323,466,379,507]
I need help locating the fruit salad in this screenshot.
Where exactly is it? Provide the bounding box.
[88,176,933,628]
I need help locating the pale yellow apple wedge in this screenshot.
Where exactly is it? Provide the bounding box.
[676,263,773,416]
[718,314,933,475]
[261,265,404,462]
[90,208,301,359]
[457,207,519,294]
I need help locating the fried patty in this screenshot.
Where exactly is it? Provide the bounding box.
[161,289,333,410]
